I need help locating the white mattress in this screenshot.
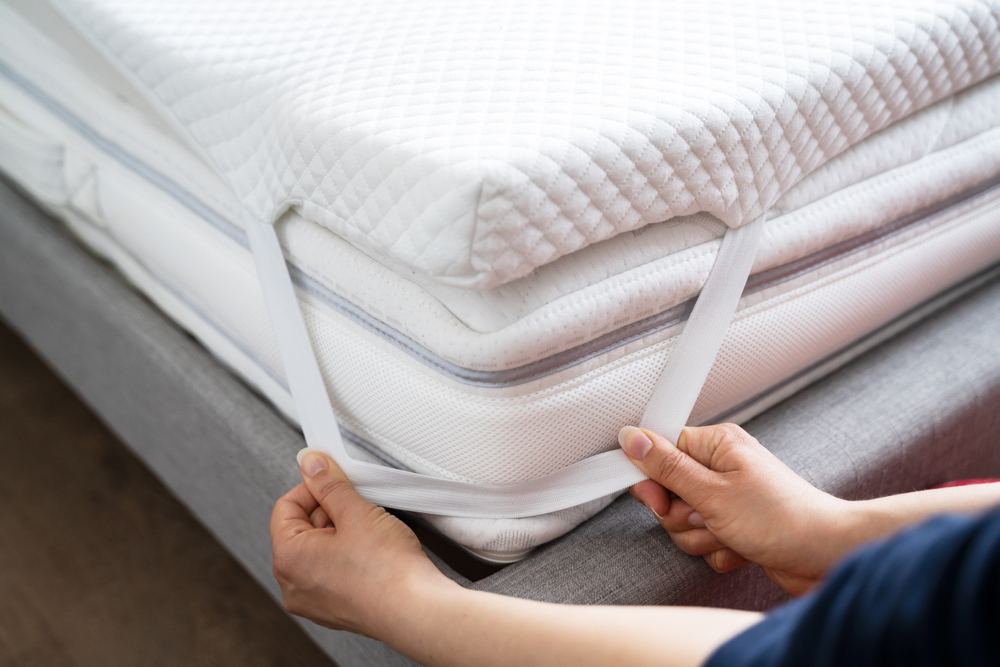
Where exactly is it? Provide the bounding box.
[3,0,1000,560]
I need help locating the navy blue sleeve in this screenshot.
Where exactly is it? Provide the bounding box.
[706,506,1000,667]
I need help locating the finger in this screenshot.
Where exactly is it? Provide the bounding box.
[677,423,758,472]
[661,497,705,532]
[667,528,726,556]
[629,479,670,518]
[297,448,377,526]
[310,505,334,529]
[630,481,705,532]
[704,548,751,573]
[270,483,320,544]
[619,426,719,504]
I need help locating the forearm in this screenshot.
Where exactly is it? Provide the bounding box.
[380,579,761,667]
[825,483,1000,569]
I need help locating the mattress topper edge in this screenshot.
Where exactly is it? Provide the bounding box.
[44,0,1000,290]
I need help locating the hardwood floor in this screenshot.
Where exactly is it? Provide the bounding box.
[0,320,335,667]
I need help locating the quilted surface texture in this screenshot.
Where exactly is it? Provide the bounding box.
[50,0,1000,288]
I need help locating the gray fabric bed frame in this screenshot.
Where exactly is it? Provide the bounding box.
[2,177,999,666]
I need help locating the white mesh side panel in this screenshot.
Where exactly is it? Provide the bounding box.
[304,302,677,483]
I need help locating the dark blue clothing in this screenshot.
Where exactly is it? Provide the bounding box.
[707,506,1000,666]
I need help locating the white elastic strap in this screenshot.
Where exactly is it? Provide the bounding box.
[245,211,763,518]
[640,216,765,442]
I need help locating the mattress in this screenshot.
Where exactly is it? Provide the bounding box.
[2,0,1000,561]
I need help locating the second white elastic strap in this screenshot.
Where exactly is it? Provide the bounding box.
[640,216,765,442]
[245,211,764,518]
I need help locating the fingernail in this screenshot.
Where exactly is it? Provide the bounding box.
[645,503,664,521]
[301,452,328,478]
[688,511,706,528]
[619,426,653,461]
[295,448,313,466]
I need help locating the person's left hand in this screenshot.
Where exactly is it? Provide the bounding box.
[269,449,456,638]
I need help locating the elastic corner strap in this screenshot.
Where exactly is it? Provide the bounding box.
[640,216,765,442]
[244,212,764,518]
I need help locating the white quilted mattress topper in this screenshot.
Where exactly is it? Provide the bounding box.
[49,0,1000,289]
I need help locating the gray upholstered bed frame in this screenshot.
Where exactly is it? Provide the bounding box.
[2,177,999,666]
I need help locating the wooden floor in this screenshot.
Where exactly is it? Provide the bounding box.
[0,319,335,667]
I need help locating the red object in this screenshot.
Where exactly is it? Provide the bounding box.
[933,479,1000,489]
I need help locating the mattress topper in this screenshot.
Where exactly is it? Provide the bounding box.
[51,0,1000,289]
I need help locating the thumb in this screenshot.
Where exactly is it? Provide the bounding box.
[619,426,719,502]
[297,448,376,525]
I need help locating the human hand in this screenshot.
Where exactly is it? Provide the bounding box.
[270,449,456,637]
[271,449,763,667]
[619,424,850,595]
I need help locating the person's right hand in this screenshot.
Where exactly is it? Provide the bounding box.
[619,424,850,595]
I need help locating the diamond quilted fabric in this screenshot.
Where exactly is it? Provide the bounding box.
[52,0,1000,289]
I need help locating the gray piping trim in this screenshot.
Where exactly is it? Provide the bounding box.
[339,427,408,470]
[743,175,1000,296]
[0,60,247,247]
[291,263,694,387]
[4,58,1000,388]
